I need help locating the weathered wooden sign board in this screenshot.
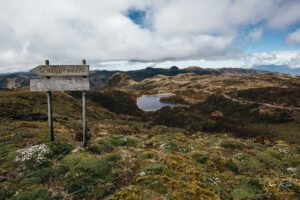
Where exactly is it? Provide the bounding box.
[31,65,89,77]
[30,60,90,147]
[30,77,90,91]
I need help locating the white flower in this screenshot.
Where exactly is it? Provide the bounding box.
[14,144,50,164]
[160,143,172,150]
[140,171,146,176]
[286,167,297,173]
[121,137,128,143]
[208,177,220,186]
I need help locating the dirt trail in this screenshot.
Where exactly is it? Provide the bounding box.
[221,94,300,111]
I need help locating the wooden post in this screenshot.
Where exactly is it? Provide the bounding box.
[46,60,54,142]
[82,59,88,147]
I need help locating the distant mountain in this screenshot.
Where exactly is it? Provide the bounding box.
[0,66,262,89]
[88,67,262,89]
[253,65,300,76]
[125,66,259,81]
[108,72,136,87]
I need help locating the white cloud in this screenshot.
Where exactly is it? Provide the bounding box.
[94,59,245,71]
[95,51,300,71]
[244,51,300,68]
[268,1,300,29]
[287,29,300,44]
[0,0,299,73]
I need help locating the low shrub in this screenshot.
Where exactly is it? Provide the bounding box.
[244,156,265,173]
[159,142,178,152]
[226,159,239,173]
[141,163,165,175]
[90,135,139,154]
[256,151,283,168]
[138,151,156,161]
[46,142,72,159]
[220,140,244,150]
[61,152,121,198]
[145,179,169,194]
[231,187,255,200]
[31,167,54,183]
[191,152,209,165]
[10,186,50,200]
[0,182,16,200]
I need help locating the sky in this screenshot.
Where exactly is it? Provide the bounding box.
[0,0,300,73]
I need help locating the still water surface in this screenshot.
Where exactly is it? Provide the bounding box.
[137,94,183,111]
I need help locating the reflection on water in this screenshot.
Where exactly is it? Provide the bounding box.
[137,94,183,111]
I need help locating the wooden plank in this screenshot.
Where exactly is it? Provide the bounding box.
[82,91,88,147]
[31,65,89,77]
[47,91,54,142]
[30,77,90,91]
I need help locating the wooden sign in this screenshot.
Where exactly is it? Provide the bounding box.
[30,77,90,92]
[30,60,89,148]
[31,65,89,77]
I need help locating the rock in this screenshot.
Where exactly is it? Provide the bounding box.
[108,72,135,87]
[211,111,224,118]
[98,131,108,136]
[72,146,84,153]
[0,176,7,182]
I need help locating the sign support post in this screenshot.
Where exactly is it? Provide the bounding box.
[30,60,90,146]
[82,59,88,148]
[45,60,54,142]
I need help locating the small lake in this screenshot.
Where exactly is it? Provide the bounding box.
[137,94,183,111]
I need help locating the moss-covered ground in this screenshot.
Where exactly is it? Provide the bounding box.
[0,86,300,199]
[1,119,299,199]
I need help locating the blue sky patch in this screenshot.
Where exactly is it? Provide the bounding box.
[127,8,149,29]
[238,22,300,53]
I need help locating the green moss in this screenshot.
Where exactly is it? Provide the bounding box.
[296,164,300,178]
[0,182,16,199]
[46,142,72,159]
[61,152,121,198]
[232,187,256,200]
[90,135,140,154]
[159,142,178,152]
[10,186,50,200]
[191,152,209,165]
[110,135,139,147]
[265,148,282,160]
[61,152,85,167]
[220,140,244,150]
[20,177,42,185]
[226,159,239,173]
[52,164,68,177]
[244,156,265,173]
[295,146,300,154]
[89,141,113,154]
[256,151,283,168]
[137,151,156,161]
[30,167,54,183]
[231,177,263,200]
[142,163,165,175]
[145,180,169,194]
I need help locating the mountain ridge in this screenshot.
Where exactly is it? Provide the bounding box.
[0,66,263,89]
[253,65,300,75]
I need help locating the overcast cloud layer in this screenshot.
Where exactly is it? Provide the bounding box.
[0,0,300,72]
